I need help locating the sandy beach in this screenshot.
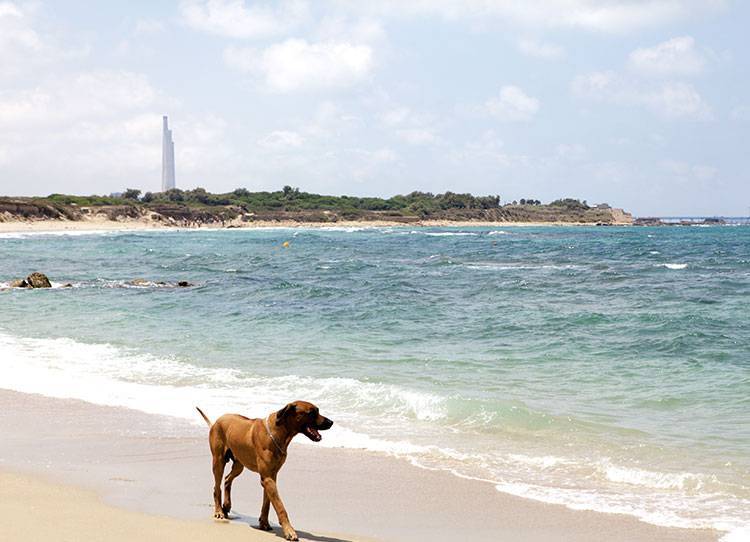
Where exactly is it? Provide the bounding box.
[0,217,623,234]
[0,390,718,542]
[0,471,317,542]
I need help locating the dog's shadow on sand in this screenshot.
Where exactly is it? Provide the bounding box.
[228,512,355,542]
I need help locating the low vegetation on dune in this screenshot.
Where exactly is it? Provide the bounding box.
[0,187,631,226]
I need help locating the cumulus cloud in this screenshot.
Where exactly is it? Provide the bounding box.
[485,85,540,122]
[337,1,726,33]
[0,2,82,80]
[180,0,309,39]
[628,36,705,76]
[572,38,712,120]
[572,71,711,120]
[0,71,157,128]
[517,38,564,59]
[224,39,373,92]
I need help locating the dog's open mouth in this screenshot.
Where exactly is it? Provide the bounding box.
[303,426,322,442]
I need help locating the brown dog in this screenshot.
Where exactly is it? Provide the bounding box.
[196,401,333,541]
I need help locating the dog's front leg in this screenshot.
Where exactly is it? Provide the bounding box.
[261,476,297,541]
[257,489,272,531]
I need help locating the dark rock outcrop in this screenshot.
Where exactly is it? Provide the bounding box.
[26,272,52,288]
[10,279,28,288]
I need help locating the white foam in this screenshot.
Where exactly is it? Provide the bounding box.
[0,330,446,436]
[720,526,750,542]
[602,463,708,491]
[0,228,161,239]
[465,263,578,271]
[487,230,510,235]
[410,231,479,237]
[658,263,688,270]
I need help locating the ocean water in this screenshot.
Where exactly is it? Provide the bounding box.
[1,226,749,538]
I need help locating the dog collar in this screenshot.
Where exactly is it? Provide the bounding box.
[264,416,286,456]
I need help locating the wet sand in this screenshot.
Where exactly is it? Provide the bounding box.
[0,390,718,541]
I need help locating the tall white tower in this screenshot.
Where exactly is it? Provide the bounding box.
[161,116,176,191]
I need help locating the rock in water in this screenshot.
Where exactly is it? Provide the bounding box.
[10,279,28,288]
[25,272,52,288]
[177,281,191,287]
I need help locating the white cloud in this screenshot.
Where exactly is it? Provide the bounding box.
[180,0,309,39]
[224,39,373,92]
[381,107,411,127]
[347,147,398,183]
[660,160,718,183]
[0,71,157,128]
[0,2,75,80]
[572,71,711,120]
[629,36,705,77]
[338,1,726,33]
[396,128,437,145]
[450,130,516,167]
[377,105,441,145]
[518,38,564,59]
[485,85,540,122]
[258,130,305,150]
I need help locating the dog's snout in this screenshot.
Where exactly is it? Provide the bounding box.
[319,417,333,430]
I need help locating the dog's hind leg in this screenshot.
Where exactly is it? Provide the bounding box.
[212,455,228,520]
[222,459,244,517]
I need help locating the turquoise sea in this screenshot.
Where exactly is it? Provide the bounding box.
[1,225,748,538]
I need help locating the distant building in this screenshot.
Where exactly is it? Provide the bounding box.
[161,116,176,192]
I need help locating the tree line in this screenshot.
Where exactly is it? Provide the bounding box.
[46,187,593,215]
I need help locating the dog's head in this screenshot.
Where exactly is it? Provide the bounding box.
[275,401,333,442]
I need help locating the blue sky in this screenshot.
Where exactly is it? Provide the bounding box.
[0,1,748,216]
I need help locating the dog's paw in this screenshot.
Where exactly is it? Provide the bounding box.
[283,527,299,541]
[255,521,272,531]
[213,511,229,522]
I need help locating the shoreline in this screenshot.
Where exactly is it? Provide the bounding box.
[0,218,629,233]
[0,389,719,542]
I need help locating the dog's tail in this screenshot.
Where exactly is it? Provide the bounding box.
[195,406,212,427]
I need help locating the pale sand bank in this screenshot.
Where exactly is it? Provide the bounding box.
[0,471,356,542]
[0,390,718,542]
[0,218,622,234]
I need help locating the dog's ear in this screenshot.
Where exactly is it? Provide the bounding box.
[276,403,296,425]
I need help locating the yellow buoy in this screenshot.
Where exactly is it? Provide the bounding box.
[282,241,290,248]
